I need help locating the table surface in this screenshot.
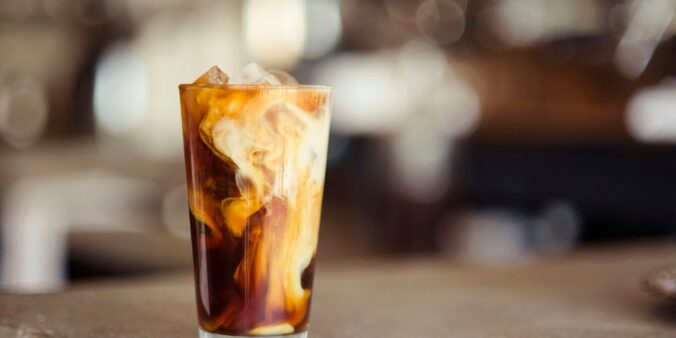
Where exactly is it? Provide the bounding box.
[2,242,676,338]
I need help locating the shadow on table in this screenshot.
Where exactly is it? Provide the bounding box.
[650,301,676,326]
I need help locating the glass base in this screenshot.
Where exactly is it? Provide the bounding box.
[199,328,308,338]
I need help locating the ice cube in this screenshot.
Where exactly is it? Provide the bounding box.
[240,63,281,85]
[193,66,229,85]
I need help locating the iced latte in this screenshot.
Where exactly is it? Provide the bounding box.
[179,64,331,337]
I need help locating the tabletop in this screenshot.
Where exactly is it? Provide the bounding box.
[2,242,676,338]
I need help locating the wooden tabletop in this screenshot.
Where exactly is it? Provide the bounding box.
[2,242,676,337]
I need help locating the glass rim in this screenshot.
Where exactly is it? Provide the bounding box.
[179,83,332,91]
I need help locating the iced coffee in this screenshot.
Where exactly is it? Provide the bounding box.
[179,64,331,337]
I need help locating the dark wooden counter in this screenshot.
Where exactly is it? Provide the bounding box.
[2,243,676,337]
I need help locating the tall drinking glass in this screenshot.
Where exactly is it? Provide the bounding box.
[179,82,331,337]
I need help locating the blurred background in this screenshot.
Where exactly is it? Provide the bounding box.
[1,0,676,293]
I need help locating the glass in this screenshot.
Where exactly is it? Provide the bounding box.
[179,83,331,337]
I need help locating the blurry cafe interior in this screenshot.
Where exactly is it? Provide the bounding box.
[2,0,676,336]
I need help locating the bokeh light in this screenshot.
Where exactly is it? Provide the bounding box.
[93,42,148,138]
[395,39,449,107]
[488,0,546,47]
[415,0,466,45]
[0,77,48,149]
[428,76,480,139]
[615,0,675,78]
[313,39,460,135]
[95,1,245,159]
[389,120,454,203]
[304,0,342,60]
[312,51,407,135]
[626,78,676,143]
[243,0,306,69]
